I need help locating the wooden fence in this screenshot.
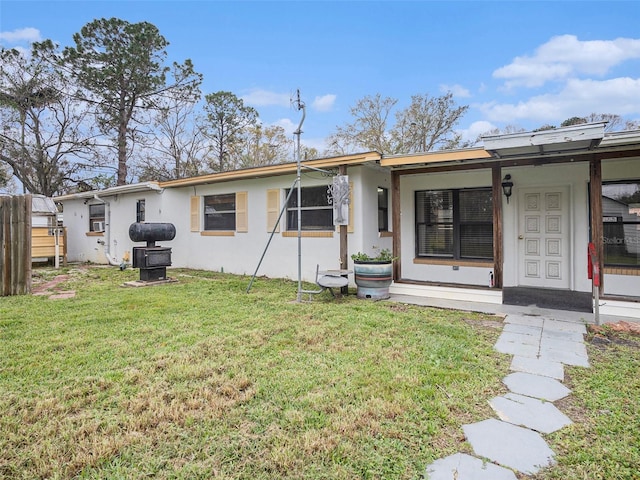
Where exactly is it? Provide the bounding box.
[0,195,32,296]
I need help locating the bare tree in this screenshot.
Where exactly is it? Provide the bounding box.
[0,45,98,196]
[326,94,397,154]
[390,92,468,153]
[137,71,208,181]
[326,92,468,155]
[236,124,293,169]
[564,113,640,132]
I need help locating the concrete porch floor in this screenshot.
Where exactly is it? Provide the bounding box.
[387,292,636,326]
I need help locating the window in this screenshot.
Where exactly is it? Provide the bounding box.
[89,204,105,232]
[378,187,389,232]
[204,193,236,231]
[136,199,145,223]
[285,185,334,231]
[602,181,640,267]
[416,188,493,260]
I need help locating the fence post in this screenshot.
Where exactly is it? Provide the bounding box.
[0,195,32,296]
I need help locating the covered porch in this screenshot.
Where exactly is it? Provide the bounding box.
[384,123,640,321]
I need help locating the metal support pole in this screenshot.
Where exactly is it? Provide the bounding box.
[293,91,306,302]
[594,283,600,326]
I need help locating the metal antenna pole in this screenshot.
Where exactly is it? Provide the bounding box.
[293,90,306,302]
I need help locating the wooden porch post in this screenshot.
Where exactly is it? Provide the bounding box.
[590,157,604,292]
[391,171,401,281]
[492,166,504,288]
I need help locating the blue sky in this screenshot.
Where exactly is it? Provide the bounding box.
[2,0,640,151]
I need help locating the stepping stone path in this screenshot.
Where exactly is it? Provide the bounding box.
[31,274,76,299]
[425,314,589,479]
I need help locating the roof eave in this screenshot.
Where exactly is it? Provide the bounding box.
[381,148,492,168]
[54,182,163,201]
[159,151,382,188]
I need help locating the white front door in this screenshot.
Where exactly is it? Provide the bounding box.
[518,186,571,289]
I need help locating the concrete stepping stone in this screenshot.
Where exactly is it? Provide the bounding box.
[503,323,542,336]
[542,318,587,334]
[503,372,571,401]
[489,392,572,434]
[541,328,585,343]
[510,355,564,380]
[504,315,544,328]
[494,333,540,357]
[424,453,517,479]
[463,418,555,475]
[540,336,588,353]
[539,343,590,367]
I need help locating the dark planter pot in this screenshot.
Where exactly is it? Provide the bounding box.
[353,261,393,300]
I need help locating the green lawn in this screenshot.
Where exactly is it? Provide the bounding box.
[533,327,640,480]
[0,266,638,479]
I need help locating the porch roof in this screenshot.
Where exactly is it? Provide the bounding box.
[381,124,640,170]
[381,148,492,168]
[482,122,606,158]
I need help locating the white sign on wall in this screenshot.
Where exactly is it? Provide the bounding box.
[329,175,350,226]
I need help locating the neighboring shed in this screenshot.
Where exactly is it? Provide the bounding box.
[31,195,66,265]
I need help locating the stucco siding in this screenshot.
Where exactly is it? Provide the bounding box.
[59,168,385,285]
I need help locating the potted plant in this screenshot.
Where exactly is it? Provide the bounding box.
[351,248,396,300]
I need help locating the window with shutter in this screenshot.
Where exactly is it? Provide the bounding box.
[204,194,236,231]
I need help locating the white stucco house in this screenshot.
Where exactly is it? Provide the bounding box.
[55,123,640,319]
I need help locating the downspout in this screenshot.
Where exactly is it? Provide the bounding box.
[93,194,120,266]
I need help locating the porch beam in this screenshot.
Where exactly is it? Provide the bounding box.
[492,166,504,288]
[391,171,401,282]
[589,157,604,292]
[390,148,640,178]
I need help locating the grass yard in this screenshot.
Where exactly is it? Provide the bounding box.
[533,326,640,480]
[0,266,638,479]
[1,266,508,479]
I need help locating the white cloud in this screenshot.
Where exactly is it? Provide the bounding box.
[440,84,471,98]
[240,89,291,108]
[457,120,497,143]
[267,118,326,152]
[480,77,640,123]
[494,35,640,88]
[0,27,41,44]
[273,118,297,136]
[311,94,336,112]
[301,136,329,153]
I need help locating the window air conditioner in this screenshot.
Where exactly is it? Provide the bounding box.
[93,221,105,232]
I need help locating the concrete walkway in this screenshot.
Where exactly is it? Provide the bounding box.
[422,311,590,479]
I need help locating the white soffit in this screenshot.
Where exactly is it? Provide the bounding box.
[482,123,606,158]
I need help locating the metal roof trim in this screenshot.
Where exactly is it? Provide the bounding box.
[54,182,163,201]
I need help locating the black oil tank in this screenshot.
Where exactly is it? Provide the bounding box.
[129,222,176,243]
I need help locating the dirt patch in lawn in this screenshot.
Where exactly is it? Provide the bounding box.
[587,321,640,349]
[31,266,89,299]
